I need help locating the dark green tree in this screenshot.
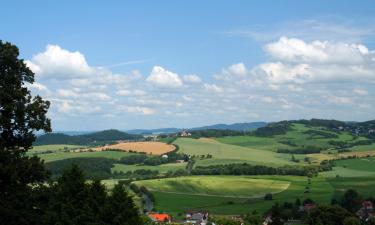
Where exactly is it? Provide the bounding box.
[102,183,142,225]
[0,40,51,225]
[341,189,362,213]
[308,204,354,225]
[343,217,361,225]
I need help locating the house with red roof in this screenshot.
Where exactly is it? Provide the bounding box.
[148,213,172,223]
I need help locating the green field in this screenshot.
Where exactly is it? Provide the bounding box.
[134,175,333,216]
[217,123,368,152]
[175,138,294,167]
[112,162,187,174]
[37,150,134,163]
[135,176,290,198]
[28,144,85,154]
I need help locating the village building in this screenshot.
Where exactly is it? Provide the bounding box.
[148,213,172,223]
[180,129,192,137]
[186,210,209,225]
[357,201,374,221]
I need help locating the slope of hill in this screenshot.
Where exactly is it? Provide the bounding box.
[34,129,143,146]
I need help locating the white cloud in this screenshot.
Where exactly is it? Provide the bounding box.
[204,83,223,93]
[27,82,49,92]
[265,36,370,64]
[116,89,146,96]
[353,88,368,95]
[26,45,92,79]
[227,63,248,76]
[119,106,155,115]
[146,66,183,88]
[256,62,311,84]
[183,74,202,83]
[327,96,353,105]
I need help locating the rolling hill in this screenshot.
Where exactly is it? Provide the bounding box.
[34,129,143,146]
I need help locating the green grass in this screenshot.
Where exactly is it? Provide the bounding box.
[216,136,287,151]
[350,143,375,151]
[135,176,290,198]
[135,175,333,216]
[28,144,85,154]
[335,157,375,172]
[37,151,135,163]
[112,162,187,174]
[175,138,294,167]
[216,123,363,152]
[321,167,375,178]
[328,176,375,199]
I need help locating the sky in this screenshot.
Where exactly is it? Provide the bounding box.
[1,0,375,130]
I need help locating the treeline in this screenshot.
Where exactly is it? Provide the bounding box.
[252,121,292,137]
[191,163,329,176]
[46,157,116,179]
[329,139,375,149]
[277,146,323,154]
[189,129,244,138]
[34,129,143,145]
[303,129,339,139]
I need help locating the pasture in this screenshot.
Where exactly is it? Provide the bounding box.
[112,162,187,174]
[94,141,175,155]
[175,138,294,167]
[216,123,369,152]
[135,176,290,198]
[28,144,85,154]
[135,175,333,216]
[38,150,134,162]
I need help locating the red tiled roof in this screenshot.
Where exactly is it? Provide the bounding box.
[149,213,171,222]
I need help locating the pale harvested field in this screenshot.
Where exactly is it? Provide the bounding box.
[94,142,175,155]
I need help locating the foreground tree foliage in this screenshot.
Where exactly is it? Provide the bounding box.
[0,41,142,225]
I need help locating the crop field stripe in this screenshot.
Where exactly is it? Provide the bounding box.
[146,182,290,199]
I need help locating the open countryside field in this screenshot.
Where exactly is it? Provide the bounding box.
[38,150,135,162]
[135,176,290,198]
[93,141,175,155]
[135,175,333,216]
[175,138,295,167]
[112,162,187,174]
[28,144,85,154]
[217,123,368,152]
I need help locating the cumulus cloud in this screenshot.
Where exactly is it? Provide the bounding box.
[253,37,375,84]
[26,45,92,79]
[119,106,155,115]
[183,74,202,83]
[146,66,183,88]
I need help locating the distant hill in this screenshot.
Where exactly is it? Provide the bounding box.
[190,122,267,131]
[34,129,143,146]
[126,128,180,135]
[126,122,267,134]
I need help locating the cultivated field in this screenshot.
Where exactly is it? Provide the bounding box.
[94,141,175,155]
[135,175,333,216]
[175,138,295,167]
[38,150,135,162]
[135,176,290,198]
[112,162,187,174]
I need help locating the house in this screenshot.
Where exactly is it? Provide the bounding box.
[357,201,374,221]
[298,203,315,212]
[180,129,192,137]
[186,210,209,225]
[148,213,171,223]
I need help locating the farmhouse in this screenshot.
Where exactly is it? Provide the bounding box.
[357,201,374,221]
[148,213,172,223]
[186,210,209,224]
[180,129,192,137]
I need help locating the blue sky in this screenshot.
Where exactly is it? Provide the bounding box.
[1,1,375,130]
